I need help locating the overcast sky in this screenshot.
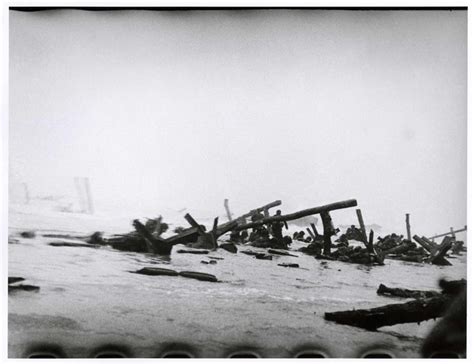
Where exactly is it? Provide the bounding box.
[9,9,467,234]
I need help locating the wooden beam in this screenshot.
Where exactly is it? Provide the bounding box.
[356,209,368,243]
[421,236,439,251]
[321,211,333,255]
[429,226,467,240]
[413,235,436,254]
[235,199,357,231]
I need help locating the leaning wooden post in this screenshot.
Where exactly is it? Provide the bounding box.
[405,214,412,242]
[310,223,320,238]
[356,209,368,243]
[321,211,334,255]
[306,228,315,240]
[224,199,233,221]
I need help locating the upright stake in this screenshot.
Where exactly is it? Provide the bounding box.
[224,199,233,221]
[450,227,456,240]
[356,209,368,243]
[405,213,412,242]
[321,211,334,255]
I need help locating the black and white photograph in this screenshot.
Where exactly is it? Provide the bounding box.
[3,3,469,359]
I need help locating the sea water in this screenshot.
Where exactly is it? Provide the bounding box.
[8,203,467,358]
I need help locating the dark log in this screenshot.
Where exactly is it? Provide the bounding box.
[178,271,218,282]
[368,230,374,253]
[9,284,40,293]
[356,209,368,243]
[325,294,452,331]
[48,242,100,248]
[278,263,299,268]
[240,250,260,256]
[176,249,209,254]
[422,236,439,251]
[255,253,273,260]
[377,284,440,299]
[268,249,298,257]
[321,211,334,255]
[219,242,237,253]
[184,214,207,235]
[413,235,435,254]
[383,241,415,255]
[306,228,315,240]
[235,199,358,231]
[132,267,179,276]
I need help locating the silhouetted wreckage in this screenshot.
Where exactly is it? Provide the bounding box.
[324,279,466,331]
[39,196,466,269]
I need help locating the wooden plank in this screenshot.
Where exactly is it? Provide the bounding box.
[310,223,319,237]
[235,199,358,231]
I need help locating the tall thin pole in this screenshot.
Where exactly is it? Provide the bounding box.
[405,213,412,242]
